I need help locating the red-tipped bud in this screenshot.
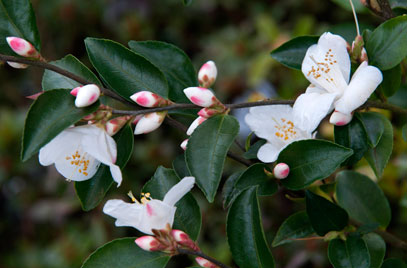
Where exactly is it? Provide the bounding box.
[198,60,217,88]
[105,116,131,136]
[135,236,166,252]
[186,116,207,136]
[132,115,144,125]
[184,87,219,107]
[134,112,166,135]
[130,91,166,108]
[171,229,190,242]
[70,86,82,97]
[360,48,368,62]
[195,257,218,268]
[329,110,353,126]
[273,163,290,179]
[180,139,188,150]
[74,84,100,108]
[6,37,40,58]
[26,92,43,100]
[7,62,28,69]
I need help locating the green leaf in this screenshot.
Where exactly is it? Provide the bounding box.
[381,258,407,268]
[142,166,201,240]
[334,115,369,166]
[363,113,393,178]
[186,115,239,202]
[42,54,102,91]
[366,16,407,70]
[74,125,134,211]
[270,36,318,70]
[330,0,367,12]
[85,38,168,101]
[363,233,386,268]
[0,0,41,54]
[336,171,391,228]
[183,0,193,6]
[378,64,401,97]
[305,190,349,236]
[172,153,191,179]
[243,139,266,159]
[277,140,353,190]
[272,211,315,247]
[81,237,169,268]
[358,112,385,147]
[227,187,275,268]
[128,40,197,103]
[328,236,370,268]
[402,125,407,142]
[21,89,99,161]
[222,171,244,208]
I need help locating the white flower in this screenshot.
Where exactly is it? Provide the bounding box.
[245,105,314,163]
[39,124,123,186]
[294,32,383,128]
[103,176,195,235]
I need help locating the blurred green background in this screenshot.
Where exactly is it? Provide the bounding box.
[0,0,406,267]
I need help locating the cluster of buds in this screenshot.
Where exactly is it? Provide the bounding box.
[130,91,172,135]
[6,37,42,69]
[273,163,290,179]
[70,84,101,108]
[135,224,218,268]
[348,35,368,64]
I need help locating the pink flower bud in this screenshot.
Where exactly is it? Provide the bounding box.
[135,236,165,252]
[184,87,218,107]
[7,61,28,69]
[186,116,207,136]
[132,115,144,125]
[198,107,221,118]
[198,60,217,88]
[360,48,368,62]
[180,139,188,150]
[130,91,164,108]
[329,110,353,126]
[105,116,131,136]
[195,257,218,268]
[70,86,82,97]
[74,84,100,108]
[6,37,40,58]
[171,229,190,242]
[134,112,166,135]
[26,92,43,100]
[273,163,290,179]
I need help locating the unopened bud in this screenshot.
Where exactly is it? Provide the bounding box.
[274,163,290,179]
[180,139,188,150]
[360,48,368,62]
[184,87,219,107]
[186,116,207,136]
[105,116,131,136]
[73,84,100,108]
[26,92,43,100]
[70,86,82,97]
[171,229,190,242]
[134,112,166,135]
[198,60,217,88]
[135,236,166,252]
[6,37,40,58]
[132,115,144,125]
[7,61,28,69]
[130,91,166,107]
[351,35,364,63]
[195,257,218,268]
[197,107,225,118]
[329,110,353,126]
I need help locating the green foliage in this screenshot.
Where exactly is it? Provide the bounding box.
[21,89,99,161]
[74,125,134,211]
[336,171,391,228]
[378,64,401,97]
[328,235,370,268]
[330,0,367,12]
[222,171,244,208]
[402,125,407,142]
[363,233,386,268]
[272,211,314,247]
[186,115,239,202]
[172,153,191,178]
[358,112,385,147]
[227,187,274,268]
[81,237,170,268]
[277,140,353,190]
[381,258,407,268]
[243,139,266,159]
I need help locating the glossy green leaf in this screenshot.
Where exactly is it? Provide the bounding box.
[402,125,407,142]
[85,38,168,101]
[336,171,391,228]
[272,211,315,247]
[0,0,41,54]
[363,113,393,178]
[328,236,370,268]
[21,89,99,161]
[330,0,367,12]
[305,190,349,236]
[142,166,201,240]
[186,115,239,202]
[334,115,369,166]
[363,233,386,268]
[128,40,197,103]
[270,36,318,70]
[358,112,385,147]
[390,0,407,9]
[222,171,244,208]
[277,140,353,190]
[381,258,407,268]
[366,16,407,70]
[42,54,102,91]
[172,153,191,179]
[227,187,274,268]
[81,237,169,268]
[183,0,193,6]
[74,125,134,211]
[378,64,401,97]
[243,139,266,159]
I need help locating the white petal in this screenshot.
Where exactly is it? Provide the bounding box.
[109,164,123,187]
[134,113,165,135]
[39,130,76,166]
[293,85,336,132]
[138,200,176,234]
[163,176,195,206]
[257,142,282,163]
[82,126,117,165]
[103,199,144,229]
[335,62,383,114]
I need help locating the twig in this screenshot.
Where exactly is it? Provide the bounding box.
[177,248,232,268]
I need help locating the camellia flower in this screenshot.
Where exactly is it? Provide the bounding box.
[293,32,382,128]
[245,105,314,163]
[103,176,195,235]
[39,124,123,186]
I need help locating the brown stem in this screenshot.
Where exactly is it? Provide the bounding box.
[362,0,394,20]
[177,248,232,268]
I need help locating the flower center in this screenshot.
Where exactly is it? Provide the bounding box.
[65,150,90,176]
[128,191,152,204]
[273,118,297,141]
